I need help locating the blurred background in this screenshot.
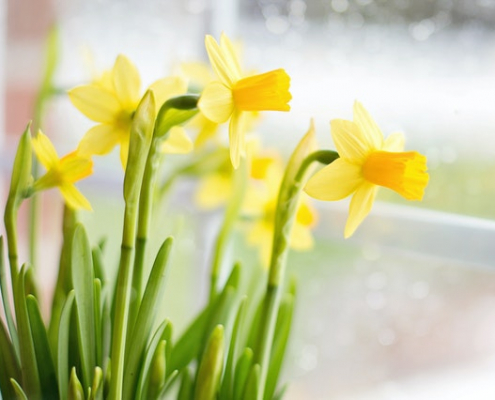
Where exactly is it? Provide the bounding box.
[3,0,495,399]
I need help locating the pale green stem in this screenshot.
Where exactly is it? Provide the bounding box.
[3,200,20,360]
[128,139,160,331]
[209,161,247,301]
[109,202,139,400]
[255,150,339,399]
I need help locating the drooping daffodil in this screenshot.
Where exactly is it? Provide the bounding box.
[32,131,93,210]
[69,54,192,168]
[305,101,429,238]
[198,33,291,168]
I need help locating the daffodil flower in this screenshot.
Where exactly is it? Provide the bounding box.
[32,131,93,210]
[305,101,429,238]
[69,54,190,168]
[198,33,291,168]
[194,148,232,209]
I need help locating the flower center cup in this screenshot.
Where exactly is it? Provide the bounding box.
[362,150,429,200]
[232,69,292,112]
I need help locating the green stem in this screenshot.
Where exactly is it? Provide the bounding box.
[109,90,155,400]
[109,203,139,400]
[2,201,20,360]
[128,139,161,331]
[209,161,247,301]
[4,204,19,285]
[255,150,338,399]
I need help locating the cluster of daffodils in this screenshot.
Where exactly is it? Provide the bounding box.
[0,31,428,400]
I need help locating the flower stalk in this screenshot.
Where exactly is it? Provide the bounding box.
[109,90,155,400]
[254,125,338,399]
[128,95,199,328]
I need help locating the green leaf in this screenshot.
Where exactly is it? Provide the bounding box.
[242,364,260,400]
[233,348,253,400]
[0,236,19,362]
[146,340,166,399]
[71,224,96,392]
[26,295,58,399]
[89,367,103,400]
[7,123,32,208]
[48,207,78,354]
[0,319,20,400]
[57,290,75,400]
[10,378,28,400]
[94,278,102,367]
[168,305,213,373]
[154,94,199,139]
[170,265,240,374]
[123,237,173,399]
[155,369,179,398]
[220,297,247,399]
[202,264,241,345]
[92,245,106,286]
[177,368,193,400]
[68,367,85,400]
[134,320,169,400]
[13,265,41,399]
[264,293,295,400]
[194,325,225,400]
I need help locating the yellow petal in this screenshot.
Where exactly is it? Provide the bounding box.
[353,101,384,150]
[59,183,92,211]
[77,124,123,156]
[205,35,239,86]
[296,199,317,227]
[160,127,193,154]
[383,132,405,152]
[290,223,314,251]
[179,62,213,89]
[246,221,273,268]
[330,119,369,161]
[119,134,130,170]
[198,81,234,123]
[112,54,142,110]
[304,158,363,201]
[345,182,378,238]
[59,152,93,183]
[229,110,245,169]
[148,76,188,111]
[193,115,219,148]
[232,69,291,112]
[32,131,59,170]
[195,174,232,209]
[242,185,270,216]
[220,33,242,80]
[69,85,122,124]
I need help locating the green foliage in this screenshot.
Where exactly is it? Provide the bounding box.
[0,54,317,400]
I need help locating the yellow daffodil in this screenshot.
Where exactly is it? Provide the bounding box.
[69,54,190,168]
[305,101,429,238]
[244,150,317,265]
[32,131,93,210]
[194,148,232,209]
[198,33,291,168]
[179,61,261,150]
